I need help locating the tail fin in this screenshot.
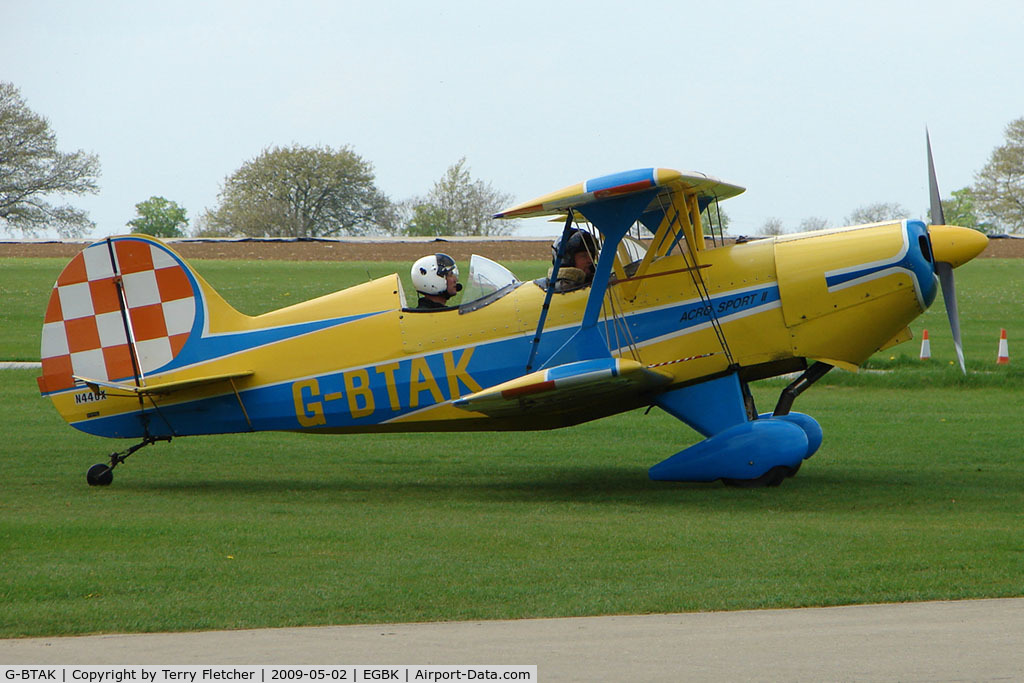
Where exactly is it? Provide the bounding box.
[37,235,241,396]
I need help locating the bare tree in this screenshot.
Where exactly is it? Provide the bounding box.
[760,217,785,236]
[798,216,830,232]
[0,82,100,237]
[845,202,909,225]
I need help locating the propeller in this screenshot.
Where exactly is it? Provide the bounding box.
[927,129,967,374]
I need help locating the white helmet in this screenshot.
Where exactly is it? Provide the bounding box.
[411,253,459,295]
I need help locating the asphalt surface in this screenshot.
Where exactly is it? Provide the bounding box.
[3,599,1023,681]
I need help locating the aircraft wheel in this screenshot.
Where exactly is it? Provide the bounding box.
[87,464,113,486]
[723,465,793,488]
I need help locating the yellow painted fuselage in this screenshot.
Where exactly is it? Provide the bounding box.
[39,218,986,441]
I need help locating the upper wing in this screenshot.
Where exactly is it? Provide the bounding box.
[493,167,744,220]
[452,357,671,419]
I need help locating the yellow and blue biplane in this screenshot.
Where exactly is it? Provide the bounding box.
[38,145,988,487]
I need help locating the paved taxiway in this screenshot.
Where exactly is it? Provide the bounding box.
[3,599,1022,681]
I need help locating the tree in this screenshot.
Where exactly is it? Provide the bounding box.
[201,144,392,237]
[973,117,1024,233]
[798,216,830,232]
[700,204,730,235]
[759,217,785,236]
[941,187,994,233]
[845,202,909,225]
[757,216,828,236]
[405,158,515,236]
[0,81,100,237]
[127,196,188,237]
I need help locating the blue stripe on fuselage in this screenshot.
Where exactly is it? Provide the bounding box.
[72,282,781,437]
[824,221,937,309]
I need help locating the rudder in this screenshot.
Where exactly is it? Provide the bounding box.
[38,235,233,398]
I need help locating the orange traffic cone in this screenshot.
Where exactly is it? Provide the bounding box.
[997,328,1009,365]
[919,329,931,360]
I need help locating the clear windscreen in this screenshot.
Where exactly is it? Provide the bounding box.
[458,254,521,313]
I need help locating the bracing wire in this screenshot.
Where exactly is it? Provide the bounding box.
[603,280,641,362]
[659,194,737,367]
[598,225,642,362]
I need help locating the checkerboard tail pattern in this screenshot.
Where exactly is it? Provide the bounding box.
[38,237,197,394]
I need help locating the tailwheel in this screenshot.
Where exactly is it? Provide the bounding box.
[86,463,113,486]
[84,435,171,486]
[722,465,795,488]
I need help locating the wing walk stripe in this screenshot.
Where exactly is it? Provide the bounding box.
[501,380,556,398]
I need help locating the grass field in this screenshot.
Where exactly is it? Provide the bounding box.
[1,256,1022,638]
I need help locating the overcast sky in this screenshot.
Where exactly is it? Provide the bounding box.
[4,0,1024,239]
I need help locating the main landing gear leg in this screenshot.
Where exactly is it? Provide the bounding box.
[649,366,833,487]
[86,436,171,486]
[773,362,833,416]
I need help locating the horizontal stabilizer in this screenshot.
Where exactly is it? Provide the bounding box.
[74,370,254,398]
[452,358,670,418]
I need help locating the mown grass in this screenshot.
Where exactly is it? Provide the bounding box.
[2,367,1023,637]
[1,255,1022,637]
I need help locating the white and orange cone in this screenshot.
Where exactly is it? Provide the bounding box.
[997,328,1009,365]
[919,329,931,361]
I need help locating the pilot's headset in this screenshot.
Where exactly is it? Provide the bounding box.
[551,228,600,268]
[411,253,462,296]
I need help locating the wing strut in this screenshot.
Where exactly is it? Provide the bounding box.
[525,209,576,372]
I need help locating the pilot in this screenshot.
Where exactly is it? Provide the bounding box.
[549,228,600,292]
[411,253,462,309]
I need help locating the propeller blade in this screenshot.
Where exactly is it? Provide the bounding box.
[928,132,969,374]
[926,128,946,226]
[936,261,966,374]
